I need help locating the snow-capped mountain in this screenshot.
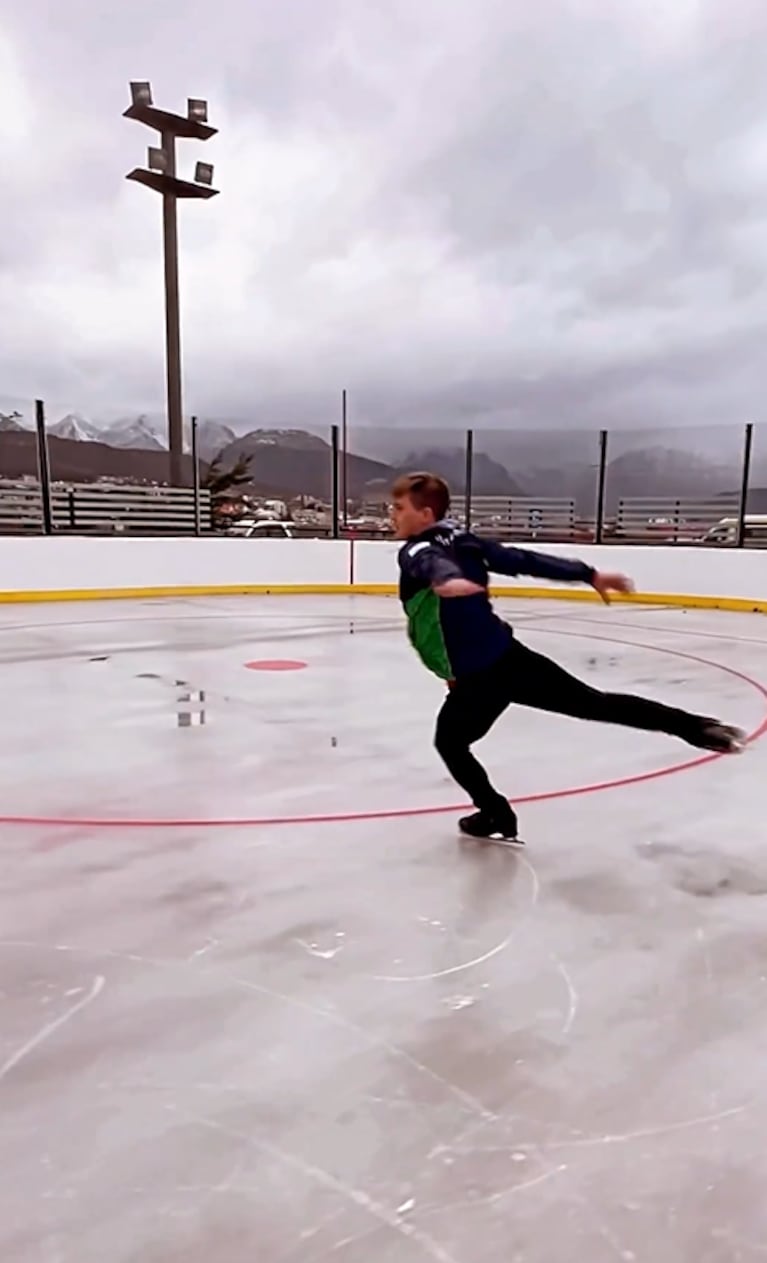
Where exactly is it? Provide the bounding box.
[0,411,26,433]
[189,420,236,461]
[48,413,104,442]
[103,415,166,452]
[0,405,236,459]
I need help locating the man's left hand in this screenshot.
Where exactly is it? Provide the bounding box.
[592,571,635,604]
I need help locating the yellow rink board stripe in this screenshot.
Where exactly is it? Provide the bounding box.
[1,583,766,613]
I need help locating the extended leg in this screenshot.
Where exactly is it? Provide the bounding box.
[507,640,745,750]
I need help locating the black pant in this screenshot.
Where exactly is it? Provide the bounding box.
[434,636,708,816]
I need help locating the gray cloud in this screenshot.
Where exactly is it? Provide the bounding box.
[3,0,767,434]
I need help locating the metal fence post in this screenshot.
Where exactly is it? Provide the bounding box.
[594,429,608,544]
[341,389,348,527]
[190,415,201,535]
[737,422,754,548]
[464,429,474,528]
[35,399,53,536]
[331,423,340,539]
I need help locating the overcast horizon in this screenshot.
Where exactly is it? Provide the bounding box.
[3,1,767,434]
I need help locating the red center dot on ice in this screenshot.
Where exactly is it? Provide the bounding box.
[244,659,308,671]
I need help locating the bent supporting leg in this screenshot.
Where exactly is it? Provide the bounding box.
[434,681,519,835]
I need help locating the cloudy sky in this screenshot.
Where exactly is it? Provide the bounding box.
[2,0,767,433]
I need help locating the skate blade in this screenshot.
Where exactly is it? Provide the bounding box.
[719,727,748,754]
[459,833,525,850]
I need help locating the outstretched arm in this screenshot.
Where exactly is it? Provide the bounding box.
[479,537,634,603]
[479,537,595,584]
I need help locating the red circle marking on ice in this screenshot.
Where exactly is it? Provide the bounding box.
[2,627,766,829]
[244,659,308,671]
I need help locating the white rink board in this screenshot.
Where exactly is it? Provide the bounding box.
[0,536,350,594]
[0,535,765,607]
[352,539,767,604]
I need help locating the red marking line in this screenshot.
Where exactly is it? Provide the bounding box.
[244,660,307,671]
[2,629,765,829]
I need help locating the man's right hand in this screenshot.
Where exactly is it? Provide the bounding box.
[433,578,485,598]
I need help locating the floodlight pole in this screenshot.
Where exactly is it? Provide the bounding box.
[123,82,219,486]
[162,132,183,485]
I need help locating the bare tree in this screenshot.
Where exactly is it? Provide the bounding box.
[203,452,253,500]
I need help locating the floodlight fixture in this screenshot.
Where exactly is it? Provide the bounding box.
[195,161,214,186]
[130,81,153,107]
[148,146,168,172]
[188,98,208,123]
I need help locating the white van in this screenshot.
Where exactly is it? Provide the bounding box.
[702,515,767,545]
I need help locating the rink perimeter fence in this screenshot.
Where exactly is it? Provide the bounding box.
[0,404,765,550]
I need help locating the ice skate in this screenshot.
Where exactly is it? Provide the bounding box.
[458,806,523,847]
[690,720,747,754]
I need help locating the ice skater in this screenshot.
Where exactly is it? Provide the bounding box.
[391,472,746,844]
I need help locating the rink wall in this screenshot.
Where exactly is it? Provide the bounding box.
[0,536,766,612]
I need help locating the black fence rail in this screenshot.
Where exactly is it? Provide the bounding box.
[614,498,742,544]
[452,496,582,540]
[0,481,212,535]
[0,484,43,535]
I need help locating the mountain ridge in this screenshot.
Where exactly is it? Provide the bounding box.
[0,411,235,463]
[2,411,763,507]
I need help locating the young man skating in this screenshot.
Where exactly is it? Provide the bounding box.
[391,472,746,844]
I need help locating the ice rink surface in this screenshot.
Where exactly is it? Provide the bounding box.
[2,594,767,1262]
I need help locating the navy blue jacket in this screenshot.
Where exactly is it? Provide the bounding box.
[397,521,595,679]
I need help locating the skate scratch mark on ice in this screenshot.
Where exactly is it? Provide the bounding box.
[174,1107,462,1263]
[230,974,496,1123]
[0,941,494,1124]
[181,1151,251,1222]
[372,855,540,984]
[488,1163,568,1204]
[0,975,104,1084]
[522,1140,635,1263]
[295,938,343,961]
[419,1163,567,1217]
[308,1224,387,1262]
[433,1102,748,1164]
[568,1188,636,1262]
[532,1103,747,1152]
[553,958,578,1036]
[524,609,767,651]
[270,1209,348,1263]
[371,935,513,984]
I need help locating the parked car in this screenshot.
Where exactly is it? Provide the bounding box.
[231,519,295,539]
[701,515,767,545]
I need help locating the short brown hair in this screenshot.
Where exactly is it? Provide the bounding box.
[391,471,450,520]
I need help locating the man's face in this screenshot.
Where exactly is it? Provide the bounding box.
[390,493,435,540]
